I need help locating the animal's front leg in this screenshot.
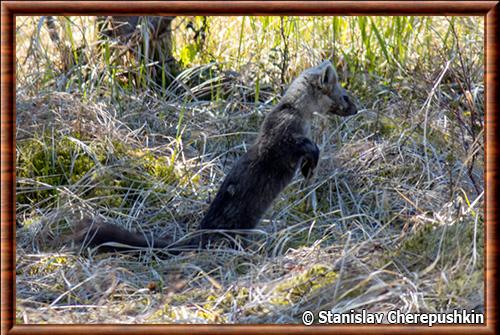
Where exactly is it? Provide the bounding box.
[295,136,320,180]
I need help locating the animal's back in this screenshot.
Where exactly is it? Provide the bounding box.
[199,136,299,232]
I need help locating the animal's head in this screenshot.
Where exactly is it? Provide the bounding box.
[285,60,358,117]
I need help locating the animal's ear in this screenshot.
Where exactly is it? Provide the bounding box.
[319,61,337,88]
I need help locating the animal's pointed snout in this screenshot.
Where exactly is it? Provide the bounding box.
[342,93,358,115]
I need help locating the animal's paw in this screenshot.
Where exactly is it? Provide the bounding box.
[300,140,319,179]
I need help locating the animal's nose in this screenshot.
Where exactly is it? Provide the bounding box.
[343,94,358,115]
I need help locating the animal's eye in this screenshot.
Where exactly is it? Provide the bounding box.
[342,95,350,103]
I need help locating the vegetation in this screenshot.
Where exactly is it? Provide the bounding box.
[16,16,484,324]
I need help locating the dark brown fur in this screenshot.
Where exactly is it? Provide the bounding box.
[75,61,357,253]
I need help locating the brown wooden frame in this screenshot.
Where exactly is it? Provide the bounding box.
[1,1,498,334]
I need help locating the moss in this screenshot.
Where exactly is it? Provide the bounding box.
[127,147,201,188]
[377,120,399,137]
[367,116,410,138]
[17,132,200,209]
[195,287,250,322]
[148,286,251,323]
[169,288,210,305]
[148,290,219,322]
[391,214,484,272]
[148,304,177,322]
[283,226,325,251]
[434,269,483,308]
[16,308,24,324]
[135,150,177,184]
[427,128,452,151]
[205,287,250,310]
[196,307,227,323]
[22,255,72,276]
[271,264,337,305]
[17,133,106,205]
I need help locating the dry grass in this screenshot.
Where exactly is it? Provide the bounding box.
[15,16,484,324]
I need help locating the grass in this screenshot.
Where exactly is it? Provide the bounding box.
[15,16,484,324]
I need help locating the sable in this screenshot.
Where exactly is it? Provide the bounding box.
[75,60,358,253]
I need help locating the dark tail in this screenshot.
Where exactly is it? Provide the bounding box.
[73,219,200,255]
